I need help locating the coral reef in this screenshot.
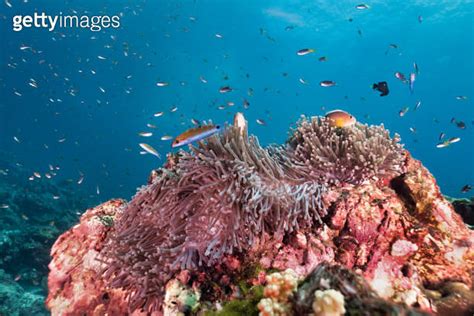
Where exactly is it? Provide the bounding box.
[46,114,473,315]
[0,157,91,314]
[0,269,46,316]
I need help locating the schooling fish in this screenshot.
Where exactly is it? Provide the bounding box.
[414,100,422,110]
[139,143,161,158]
[320,80,336,87]
[461,184,472,193]
[356,3,370,10]
[297,48,315,56]
[299,78,309,85]
[413,62,419,75]
[138,132,153,137]
[448,137,461,144]
[385,44,398,55]
[219,86,233,93]
[172,125,221,148]
[372,81,389,96]
[399,107,409,117]
[394,72,407,83]
[325,110,356,128]
[436,137,461,148]
[409,73,416,94]
[455,121,466,129]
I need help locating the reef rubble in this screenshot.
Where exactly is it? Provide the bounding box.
[46,114,473,315]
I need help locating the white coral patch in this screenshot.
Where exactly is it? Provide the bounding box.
[396,288,418,306]
[433,200,453,224]
[390,239,418,257]
[370,262,394,298]
[82,249,102,271]
[312,289,346,316]
[445,245,467,265]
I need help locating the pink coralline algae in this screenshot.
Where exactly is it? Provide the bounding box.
[46,114,473,315]
[46,199,130,316]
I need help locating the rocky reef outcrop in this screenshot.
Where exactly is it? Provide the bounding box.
[46,114,473,315]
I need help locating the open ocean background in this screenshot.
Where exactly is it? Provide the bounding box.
[1,0,473,204]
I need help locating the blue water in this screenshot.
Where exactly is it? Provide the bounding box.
[1,0,473,202]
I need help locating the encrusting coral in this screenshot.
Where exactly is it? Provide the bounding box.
[46,112,473,315]
[312,289,346,316]
[257,269,299,316]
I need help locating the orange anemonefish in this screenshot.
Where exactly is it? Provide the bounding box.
[325,110,356,128]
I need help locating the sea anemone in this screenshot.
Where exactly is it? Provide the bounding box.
[101,117,327,313]
[288,116,405,185]
[100,114,405,313]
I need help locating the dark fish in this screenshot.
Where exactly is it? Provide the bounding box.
[439,132,445,141]
[318,56,327,62]
[461,184,472,193]
[372,81,389,96]
[418,15,423,23]
[456,121,466,129]
[385,44,398,55]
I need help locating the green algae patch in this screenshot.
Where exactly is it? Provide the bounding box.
[97,214,114,227]
[204,285,264,316]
